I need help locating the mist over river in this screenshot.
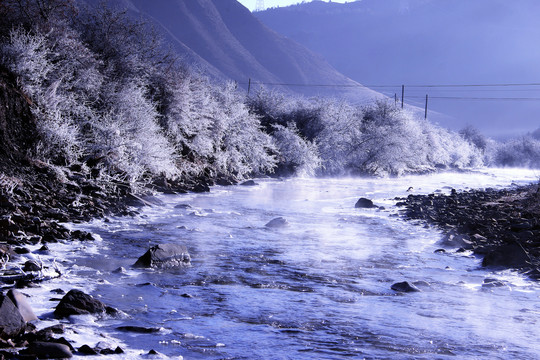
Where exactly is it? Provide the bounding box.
[24,169,540,359]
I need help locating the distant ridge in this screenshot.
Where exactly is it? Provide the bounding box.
[255,0,540,135]
[82,0,382,102]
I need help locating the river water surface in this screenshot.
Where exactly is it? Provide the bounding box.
[25,169,540,359]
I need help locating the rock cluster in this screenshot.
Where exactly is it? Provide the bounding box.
[397,184,540,279]
[0,289,123,359]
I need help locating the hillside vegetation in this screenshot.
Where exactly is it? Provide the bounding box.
[0,0,518,197]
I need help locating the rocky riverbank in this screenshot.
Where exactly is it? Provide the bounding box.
[0,159,226,358]
[0,64,230,357]
[397,183,540,279]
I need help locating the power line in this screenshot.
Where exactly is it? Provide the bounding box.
[408,96,540,101]
[239,81,540,89]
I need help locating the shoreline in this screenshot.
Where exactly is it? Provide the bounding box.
[397,182,540,280]
[1,170,539,357]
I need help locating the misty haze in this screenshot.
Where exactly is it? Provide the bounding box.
[0,0,538,359]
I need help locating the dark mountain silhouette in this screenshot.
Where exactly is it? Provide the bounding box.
[82,0,381,101]
[255,0,540,136]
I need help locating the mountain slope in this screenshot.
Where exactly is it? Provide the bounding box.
[255,0,540,136]
[84,0,381,101]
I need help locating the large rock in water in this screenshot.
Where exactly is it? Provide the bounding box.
[54,289,115,318]
[7,289,38,322]
[265,217,289,228]
[355,198,375,208]
[133,244,191,269]
[391,281,420,293]
[0,294,26,339]
[24,342,73,359]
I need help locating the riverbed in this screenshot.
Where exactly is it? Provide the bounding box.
[24,168,540,359]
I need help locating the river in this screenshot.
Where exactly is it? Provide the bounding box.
[24,168,540,359]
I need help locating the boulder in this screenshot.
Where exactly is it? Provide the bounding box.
[7,289,38,322]
[133,244,191,269]
[54,289,114,318]
[482,243,530,268]
[23,259,41,272]
[117,326,161,333]
[0,294,26,339]
[24,341,72,359]
[240,180,258,186]
[78,344,98,355]
[391,281,420,293]
[355,198,375,209]
[265,217,289,228]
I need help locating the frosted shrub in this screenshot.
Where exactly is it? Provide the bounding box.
[3,28,52,95]
[271,123,320,176]
[494,136,540,168]
[316,100,363,175]
[3,27,85,163]
[209,82,276,178]
[160,73,220,176]
[97,82,178,183]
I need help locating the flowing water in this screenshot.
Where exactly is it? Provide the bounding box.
[23,169,540,359]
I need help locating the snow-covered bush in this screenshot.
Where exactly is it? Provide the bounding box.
[493,136,540,168]
[97,82,178,183]
[209,82,276,178]
[271,123,320,176]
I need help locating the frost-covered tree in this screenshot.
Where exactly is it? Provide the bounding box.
[493,136,540,168]
[460,125,488,152]
[271,123,320,176]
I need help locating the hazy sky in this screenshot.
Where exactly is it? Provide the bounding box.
[237,0,350,11]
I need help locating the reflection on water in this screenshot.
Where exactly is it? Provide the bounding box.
[27,169,540,359]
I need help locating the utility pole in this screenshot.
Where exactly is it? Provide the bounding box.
[425,94,428,119]
[247,78,251,97]
[394,93,397,106]
[401,85,404,109]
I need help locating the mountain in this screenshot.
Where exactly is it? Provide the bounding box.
[255,0,540,136]
[82,0,381,102]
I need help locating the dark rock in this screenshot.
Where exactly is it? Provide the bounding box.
[54,290,112,318]
[482,244,530,268]
[116,326,161,333]
[23,260,41,272]
[216,177,236,186]
[434,249,446,253]
[50,289,65,295]
[23,341,72,359]
[133,244,191,269]
[265,217,289,228]
[174,204,192,209]
[37,325,65,336]
[191,183,210,193]
[55,337,75,352]
[391,281,420,293]
[78,344,98,355]
[355,198,375,209]
[112,267,126,274]
[14,247,30,255]
[240,180,258,186]
[99,346,124,355]
[511,222,533,231]
[482,278,506,288]
[7,290,37,322]
[0,294,26,339]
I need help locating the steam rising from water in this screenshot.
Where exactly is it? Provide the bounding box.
[23,169,540,359]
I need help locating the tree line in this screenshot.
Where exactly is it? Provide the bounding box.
[0,0,537,192]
